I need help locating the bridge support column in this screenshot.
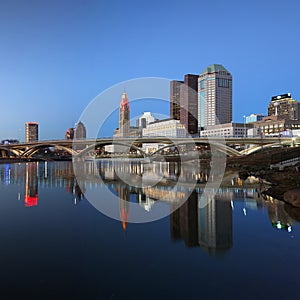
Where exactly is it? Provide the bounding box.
[1,150,7,158]
[292,138,296,147]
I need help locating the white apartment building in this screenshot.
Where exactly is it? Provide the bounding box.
[142,118,186,138]
[200,122,253,137]
[142,118,186,154]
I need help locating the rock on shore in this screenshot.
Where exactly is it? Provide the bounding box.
[284,189,300,208]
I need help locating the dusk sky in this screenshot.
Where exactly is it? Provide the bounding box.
[1,0,300,140]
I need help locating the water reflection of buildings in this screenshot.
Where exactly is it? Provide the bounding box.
[198,195,232,255]
[25,163,38,207]
[266,197,294,232]
[114,184,130,231]
[1,161,300,236]
[171,192,233,255]
[0,162,84,207]
[171,192,199,247]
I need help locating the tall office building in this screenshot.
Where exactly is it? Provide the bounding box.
[74,121,86,139]
[25,122,38,142]
[180,74,199,135]
[112,92,140,143]
[268,93,299,121]
[65,128,74,140]
[170,80,183,120]
[118,91,130,137]
[198,64,232,129]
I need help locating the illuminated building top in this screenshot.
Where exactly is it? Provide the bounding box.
[120,92,130,112]
[271,93,292,101]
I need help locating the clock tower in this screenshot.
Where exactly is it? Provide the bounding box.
[119,92,130,137]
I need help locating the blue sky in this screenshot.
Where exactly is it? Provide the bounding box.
[1,0,300,140]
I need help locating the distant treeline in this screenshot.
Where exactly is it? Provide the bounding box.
[1,139,19,145]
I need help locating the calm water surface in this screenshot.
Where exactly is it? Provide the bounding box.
[0,161,299,300]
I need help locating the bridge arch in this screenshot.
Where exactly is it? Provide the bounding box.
[21,144,78,158]
[240,143,284,155]
[150,140,241,157]
[0,146,20,157]
[75,141,147,158]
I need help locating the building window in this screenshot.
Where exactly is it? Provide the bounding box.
[199,80,206,89]
[217,78,230,88]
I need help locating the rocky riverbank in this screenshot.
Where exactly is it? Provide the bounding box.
[248,167,300,202]
[227,155,300,206]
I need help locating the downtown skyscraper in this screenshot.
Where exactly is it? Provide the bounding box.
[170,80,183,120]
[180,74,199,135]
[198,64,232,130]
[25,122,38,142]
[170,74,199,135]
[118,91,130,137]
[268,93,300,121]
[74,121,86,139]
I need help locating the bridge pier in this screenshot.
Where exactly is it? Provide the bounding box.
[1,149,7,158]
[291,138,296,147]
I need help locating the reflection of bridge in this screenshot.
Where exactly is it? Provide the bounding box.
[1,137,300,158]
[1,160,294,256]
[0,160,261,204]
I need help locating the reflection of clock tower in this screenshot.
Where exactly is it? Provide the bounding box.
[119,92,130,137]
[114,184,130,231]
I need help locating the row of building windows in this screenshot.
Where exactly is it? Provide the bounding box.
[200,79,229,90]
[199,80,205,89]
[217,78,230,88]
[143,130,186,137]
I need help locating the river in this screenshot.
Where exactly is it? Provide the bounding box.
[0,161,299,299]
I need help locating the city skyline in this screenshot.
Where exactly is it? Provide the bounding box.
[1,0,300,140]
[3,76,300,143]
